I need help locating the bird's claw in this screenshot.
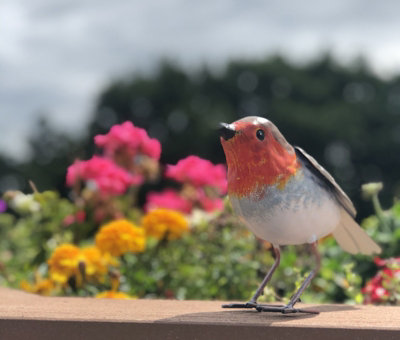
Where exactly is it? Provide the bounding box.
[222,301,284,311]
[222,302,319,314]
[258,305,319,314]
[222,301,257,309]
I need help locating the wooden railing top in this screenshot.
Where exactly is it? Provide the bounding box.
[0,287,399,339]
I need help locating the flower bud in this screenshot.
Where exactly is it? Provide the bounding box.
[361,182,383,200]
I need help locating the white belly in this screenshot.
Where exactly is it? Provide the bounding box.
[229,171,341,245]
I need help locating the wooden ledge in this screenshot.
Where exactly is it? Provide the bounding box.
[0,287,399,339]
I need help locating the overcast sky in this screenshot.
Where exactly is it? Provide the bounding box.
[2,0,400,161]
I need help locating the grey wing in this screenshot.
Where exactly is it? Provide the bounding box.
[294,146,357,218]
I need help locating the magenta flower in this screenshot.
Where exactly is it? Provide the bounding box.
[196,189,225,212]
[166,155,227,193]
[0,199,7,213]
[145,189,193,213]
[94,121,161,160]
[362,257,400,304]
[66,156,143,195]
[62,214,75,227]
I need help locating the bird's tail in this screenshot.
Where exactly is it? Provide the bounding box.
[333,209,381,255]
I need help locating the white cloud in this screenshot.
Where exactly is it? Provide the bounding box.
[2,0,400,160]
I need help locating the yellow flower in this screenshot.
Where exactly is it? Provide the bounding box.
[95,219,145,256]
[96,291,133,299]
[35,279,54,295]
[20,278,55,296]
[142,208,189,240]
[81,246,118,282]
[47,243,85,283]
[20,280,33,292]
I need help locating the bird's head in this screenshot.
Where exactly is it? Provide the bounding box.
[219,116,299,198]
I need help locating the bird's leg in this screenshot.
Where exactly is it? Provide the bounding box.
[247,245,281,306]
[222,245,281,309]
[285,242,320,309]
[256,242,321,314]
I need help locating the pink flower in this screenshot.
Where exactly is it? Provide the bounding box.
[145,189,192,213]
[362,257,400,304]
[374,257,387,267]
[0,199,7,213]
[166,155,227,193]
[63,214,75,227]
[200,197,225,212]
[375,287,388,297]
[62,211,86,226]
[95,121,161,160]
[66,156,143,195]
[196,188,225,212]
[75,211,86,223]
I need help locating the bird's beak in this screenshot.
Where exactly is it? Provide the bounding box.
[219,122,237,141]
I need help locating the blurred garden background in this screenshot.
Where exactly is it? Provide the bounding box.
[0,1,400,304]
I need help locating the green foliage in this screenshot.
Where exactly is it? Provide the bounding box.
[121,216,261,300]
[1,185,400,304]
[362,200,400,259]
[118,186,399,304]
[0,191,75,287]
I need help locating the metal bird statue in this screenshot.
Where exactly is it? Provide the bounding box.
[219,116,381,314]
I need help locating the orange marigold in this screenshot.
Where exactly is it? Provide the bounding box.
[20,278,55,296]
[81,246,118,282]
[142,208,189,240]
[47,243,85,283]
[96,291,133,299]
[95,219,145,256]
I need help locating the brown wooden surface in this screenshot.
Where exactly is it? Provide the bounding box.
[0,287,399,339]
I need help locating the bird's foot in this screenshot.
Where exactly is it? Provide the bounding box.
[257,304,319,314]
[222,301,284,310]
[222,301,257,309]
[222,302,319,314]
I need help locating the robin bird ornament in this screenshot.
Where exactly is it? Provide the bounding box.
[219,116,381,314]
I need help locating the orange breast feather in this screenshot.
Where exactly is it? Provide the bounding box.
[223,132,299,198]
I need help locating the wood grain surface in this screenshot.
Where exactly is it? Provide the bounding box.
[0,287,399,339]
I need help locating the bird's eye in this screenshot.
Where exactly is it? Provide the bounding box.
[256,129,265,141]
